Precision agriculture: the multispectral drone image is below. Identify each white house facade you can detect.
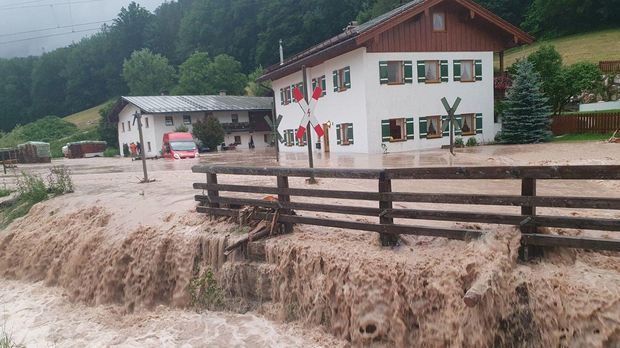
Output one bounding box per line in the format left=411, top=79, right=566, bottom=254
left=109, top=95, right=273, bottom=157
left=261, top=0, right=533, bottom=154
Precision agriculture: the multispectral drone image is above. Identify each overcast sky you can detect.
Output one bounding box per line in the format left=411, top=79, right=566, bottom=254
left=0, top=0, right=167, bottom=58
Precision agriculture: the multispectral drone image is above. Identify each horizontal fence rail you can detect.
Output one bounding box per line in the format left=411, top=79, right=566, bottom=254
left=192, top=165, right=620, bottom=254
left=552, top=112, right=620, bottom=135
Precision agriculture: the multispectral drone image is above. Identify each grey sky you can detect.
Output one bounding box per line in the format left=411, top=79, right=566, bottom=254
left=0, top=0, right=167, bottom=58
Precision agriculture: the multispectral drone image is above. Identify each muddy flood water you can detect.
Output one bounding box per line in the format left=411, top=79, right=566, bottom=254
left=0, top=142, right=619, bottom=347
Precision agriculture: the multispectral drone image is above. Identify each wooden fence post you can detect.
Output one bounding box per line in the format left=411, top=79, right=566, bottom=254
left=520, top=177, right=542, bottom=260
left=207, top=173, right=220, bottom=209
left=277, top=175, right=293, bottom=233
left=379, top=173, right=399, bottom=246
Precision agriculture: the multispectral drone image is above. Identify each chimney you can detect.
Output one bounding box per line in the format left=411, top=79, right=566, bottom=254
left=344, top=21, right=359, bottom=32
left=279, top=39, right=284, bottom=65
left=219, top=90, right=227, bottom=96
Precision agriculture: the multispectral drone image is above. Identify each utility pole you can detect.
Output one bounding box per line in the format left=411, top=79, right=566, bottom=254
left=133, top=111, right=152, bottom=183
left=301, top=65, right=317, bottom=184
left=271, top=99, right=280, bottom=163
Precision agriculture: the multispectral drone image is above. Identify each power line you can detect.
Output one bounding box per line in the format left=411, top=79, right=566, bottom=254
left=0, top=27, right=101, bottom=45
left=0, top=0, right=105, bottom=11
left=0, top=20, right=113, bottom=38
left=0, top=0, right=48, bottom=9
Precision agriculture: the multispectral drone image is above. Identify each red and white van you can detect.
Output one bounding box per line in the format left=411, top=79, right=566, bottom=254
left=162, top=132, right=198, bottom=159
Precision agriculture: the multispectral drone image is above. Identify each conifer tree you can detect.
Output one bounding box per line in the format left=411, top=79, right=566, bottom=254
left=501, top=60, right=551, bottom=144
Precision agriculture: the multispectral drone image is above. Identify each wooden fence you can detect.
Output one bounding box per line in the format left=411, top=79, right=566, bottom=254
left=552, top=112, right=620, bottom=135
left=192, top=165, right=620, bottom=256
left=599, top=61, right=620, bottom=74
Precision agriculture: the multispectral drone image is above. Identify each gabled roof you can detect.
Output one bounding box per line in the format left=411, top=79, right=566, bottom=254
left=260, top=0, right=533, bottom=81
left=107, top=95, right=272, bottom=122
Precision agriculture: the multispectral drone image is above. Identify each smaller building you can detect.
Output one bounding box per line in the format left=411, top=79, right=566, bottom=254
left=108, top=95, right=274, bottom=157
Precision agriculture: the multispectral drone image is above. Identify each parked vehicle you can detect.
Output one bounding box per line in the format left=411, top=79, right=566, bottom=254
left=162, top=132, right=198, bottom=159
left=65, top=141, right=106, bottom=159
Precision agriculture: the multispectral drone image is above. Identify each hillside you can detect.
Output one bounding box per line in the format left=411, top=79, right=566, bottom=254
left=62, top=103, right=107, bottom=130
left=503, top=28, right=620, bottom=67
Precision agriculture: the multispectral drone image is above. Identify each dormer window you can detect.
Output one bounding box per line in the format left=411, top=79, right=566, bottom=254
left=433, top=12, right=446, bottom=32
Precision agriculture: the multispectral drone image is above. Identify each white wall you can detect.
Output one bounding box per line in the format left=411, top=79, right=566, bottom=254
left=272, top=49, right=497, bottom=154
left=580, top=101, right=620, bottom=112
left=118, top=106, right=274, bottom=155
left=274, top=48, right=369, bottom=154
left=364, top=51, right=496, bottom=154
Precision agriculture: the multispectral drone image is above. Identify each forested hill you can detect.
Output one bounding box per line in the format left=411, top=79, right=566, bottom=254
left=1, top=0, right=618, bottom=132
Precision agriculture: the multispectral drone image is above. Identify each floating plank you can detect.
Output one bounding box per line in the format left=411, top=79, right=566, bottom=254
left=196, top=206, right=483, bottom=241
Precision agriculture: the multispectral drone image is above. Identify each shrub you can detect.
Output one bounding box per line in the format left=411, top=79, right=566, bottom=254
left=104, top=147, right=119, bottom=157
left=189, top=268, right=224, bottom=310
left=47, top=166, right=74, bottom=195
left=16, top=172, right=47, bottom=204
left=175, top=124, right=189, bottom=133
left=192, top=118, right=224, bottom=151
left=466, top=137, right=479, bottom=147
left=455, top=137, right=464, bottom=147
left=0, top=326, right=25, bottom=348
left=0, top=188, right=10, bottom=198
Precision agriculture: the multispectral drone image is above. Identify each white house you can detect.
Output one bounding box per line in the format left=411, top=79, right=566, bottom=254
left=260, top=0, right=533, bottom=154
left=108, top=95, right=274, bottom=157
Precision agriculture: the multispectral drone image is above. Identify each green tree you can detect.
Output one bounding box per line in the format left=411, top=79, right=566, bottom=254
left=123, top=48, right=177, bottom=96
left=97, top=101, right=119, bottom=149
left=245, top=66, right=271, bottom=96
left=550, top=62, right=602, bottom=114
left=175, top=51, right=212, bottom=94
left=501, top=60, right=551, bottom=144
left=192, top=117, right=224, bottom=150
left=175, top=53, right=247, bottom=95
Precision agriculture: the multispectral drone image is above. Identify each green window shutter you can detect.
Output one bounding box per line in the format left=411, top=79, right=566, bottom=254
left=332, top=70, right=338, bottom=92
left=453, top=61, right=461, bottom=82
left=455, top=115, right=463, bottom=136
left=344, top=66, right=351, bottom=89
left=417, top=61, right=426, bottom=83
left=406, top=117, right=414, bottom=140
left=321, top=77, right=326, bottom=95
left=302, top=131, right=307, bottom=146
left=381, top=120, right=391, bottom=142
left=419, top=117, right=428, bottom=139
left=294, top=129, right=299, bottom=146
left=311, top=78, right=317, bottom=91
left=290, top=85, right=295, bottom=101
left=404, top=61, right=413, bottom=83
left=440, top=60, right=449, bottom=82
left=475, top=60, right=483, bottom=81
left=442, top=115, right=450, bottom=136
left=379, top=61, right=389, bottom=84
left=336, top=124, right=341, bottom=145
left=347, top=124, right=354, bottom=145
left=280, top=89, right=284, bottom=105
left=476, top=113, right=483, bottom=134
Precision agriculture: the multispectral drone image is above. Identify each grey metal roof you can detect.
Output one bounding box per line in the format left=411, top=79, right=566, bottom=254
left=122, top=95, right=272, bottom=114
left=354, top=0, right=424, bottom=33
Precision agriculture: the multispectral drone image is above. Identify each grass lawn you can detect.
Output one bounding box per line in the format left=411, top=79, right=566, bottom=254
left=551, top=133, right=613, bottom=142
left=62, top=102, right=107, bottom=130
left=498, top=28, right=620, bottom=67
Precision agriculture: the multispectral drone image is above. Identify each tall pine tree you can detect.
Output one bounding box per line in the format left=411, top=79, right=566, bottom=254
left=501, top=60, right=551, bottom=144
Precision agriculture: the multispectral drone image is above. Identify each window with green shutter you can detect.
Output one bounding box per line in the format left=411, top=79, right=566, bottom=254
left=476, top=113, right=483, bottom=134
left=312, top=75, right=327, bottom=96
left=280, top=88, right=285, bottom=105
left=461, top=114, right=476, bottom=135
left=294, top=129, right=299, bottom=146
left=441, top=115, right=450, bottom=137
left=380, top=61, right=413, bottom=85
left=333, top=66, right=351, bottom=92
left=426, top=116, right=442, bottom=138
left=406, top=117, right=414, bottom=139
left=379, top=61, right=389, bottom=84
left=475, top=60, right=483, bottom=81
left=381, top=120, right=391, bottom=142
left=337, top=123, right=353, bottom=145
left=419, top=117, right=428, bottom=138
left=336, top=124, right=342, bottom=145
left=455, top=115, right=463, bottom=136
left=453, top=61, right=461, bottom=82
left=440, top=60, right=449, bottom=82
left=417, top=61, right=426, bottom=83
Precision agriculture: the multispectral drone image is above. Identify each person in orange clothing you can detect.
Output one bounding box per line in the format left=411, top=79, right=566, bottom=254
left=129, top=142, right=137, bottom=157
